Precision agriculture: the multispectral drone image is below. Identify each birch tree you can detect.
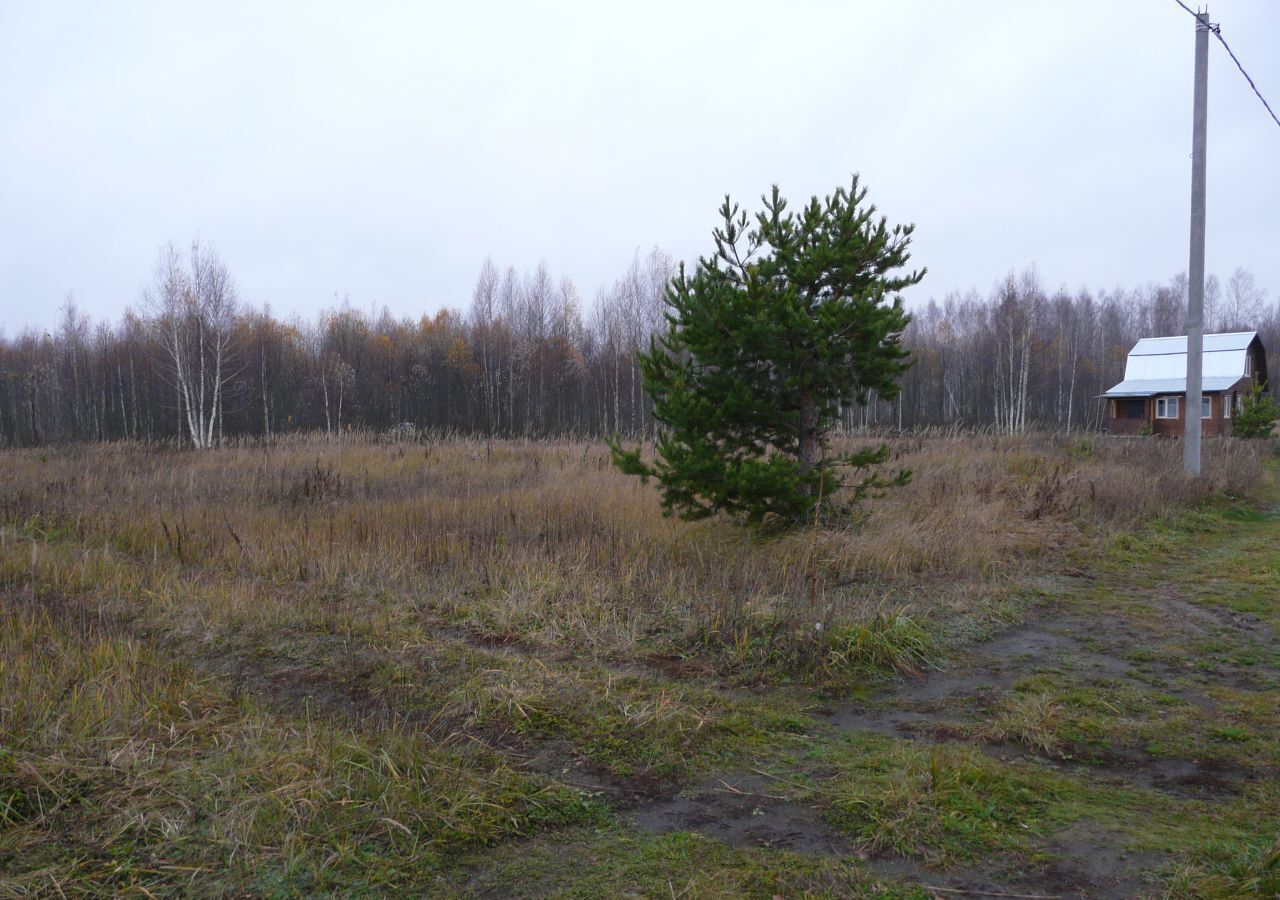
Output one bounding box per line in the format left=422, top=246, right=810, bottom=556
left=992, top=273, right=1035, bottom=434
left=470, top=258, right=500, bottom=436
left=145, top=241, right=239, bottom=449
left=1222, top=267, right=1265, bottom=331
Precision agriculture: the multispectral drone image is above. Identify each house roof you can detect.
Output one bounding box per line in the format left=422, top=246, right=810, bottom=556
left=1103, top=331, right=1256, bottom=397
left=1104, top=376, right=1242, bottom=397
left=1128, top=331, right=1256, bottom=357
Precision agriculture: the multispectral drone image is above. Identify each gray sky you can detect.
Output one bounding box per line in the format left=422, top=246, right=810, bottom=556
left=2, top=1, right=1277, bottom=334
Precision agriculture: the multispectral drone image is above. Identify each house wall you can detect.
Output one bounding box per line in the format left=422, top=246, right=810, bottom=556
left=1104, top=382, right=1252, bottom=436
left=1246, top=338, right=1269, bottom=389
left=1150, top=385, right=1247, bottom=437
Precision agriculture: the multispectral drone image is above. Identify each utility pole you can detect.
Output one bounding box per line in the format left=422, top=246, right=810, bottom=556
left=1184, top=7, right=1210, bottom=476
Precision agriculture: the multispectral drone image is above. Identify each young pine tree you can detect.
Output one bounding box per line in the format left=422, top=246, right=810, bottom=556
left=611, top=176, right=923, bottom=529
left=1233, top=384, right=1279, bottom=439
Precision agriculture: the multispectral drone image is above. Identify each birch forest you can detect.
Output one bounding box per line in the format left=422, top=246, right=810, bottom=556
left=1, top=243, right=1276, bottom=447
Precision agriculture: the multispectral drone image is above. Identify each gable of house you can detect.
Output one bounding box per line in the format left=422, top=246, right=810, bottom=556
left=1103, top=331, right=1259, bottom=398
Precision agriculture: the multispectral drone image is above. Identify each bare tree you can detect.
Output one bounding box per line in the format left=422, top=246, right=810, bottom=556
left=327, top=353, right=356, bottom=433
left=992, top=271, right=1038, bottom=434
left=1222, top=267, right=1264, bottom=331
left=1203, top=273, right=1221, bottom=332
left=523, top=262, right=554, bottom=429
left=470, top=258, right=500, bottom=435
left=497, top=267, right=523, bottom=433
left=144, top=241, right=240, bottom=449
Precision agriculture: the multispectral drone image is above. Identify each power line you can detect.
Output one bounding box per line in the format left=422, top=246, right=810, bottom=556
left=1214, top=25, right=1280, bottom=131
left=1169, top=1, right=1280, bottom=131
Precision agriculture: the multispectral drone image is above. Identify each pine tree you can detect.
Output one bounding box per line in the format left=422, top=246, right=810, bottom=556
left=1233, top=384, right=1279, bottom=438
left=611, top=177, right=924, bottom=529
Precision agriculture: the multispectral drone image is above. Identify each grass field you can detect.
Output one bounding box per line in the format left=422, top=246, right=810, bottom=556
left=1, top=432, right=1277, bottom=898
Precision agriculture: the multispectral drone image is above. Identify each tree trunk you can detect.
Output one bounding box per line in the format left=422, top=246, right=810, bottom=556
left=261, top=341, right=271, bottom=438
left=322, top=372, right=331, bottom=435
left=798, top=388, right=818, bottom=477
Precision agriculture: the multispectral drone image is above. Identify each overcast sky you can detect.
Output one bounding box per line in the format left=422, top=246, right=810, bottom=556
left=2, top=1, right=1277, bottom=334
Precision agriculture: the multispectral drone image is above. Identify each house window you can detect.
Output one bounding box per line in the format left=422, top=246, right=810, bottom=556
left=1156, top=397, right=1179, bottom=419
left=1202, top=396, right=1211, bottom=419
left=1245, top=354, right=1252, bottom=377
left=1224, top=393, right=1232, bottom=419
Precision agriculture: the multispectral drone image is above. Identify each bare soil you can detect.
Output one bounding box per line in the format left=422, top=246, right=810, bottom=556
left=629, top=774, right=851, bottom=857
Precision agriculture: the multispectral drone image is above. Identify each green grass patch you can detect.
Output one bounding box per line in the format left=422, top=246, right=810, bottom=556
left=1165, top=836, right=1280, bottom=899
left=0, top=605, right=604, bottom=896
left=452, top=826, right=931, bottom=899
left=818, top=736, right=1062, bottom=866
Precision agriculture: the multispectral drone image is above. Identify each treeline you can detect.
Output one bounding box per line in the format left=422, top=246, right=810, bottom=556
left=0, top=244, right=673, bottom=447
left=0, top=243, right=1275, bottom=447
left=898, top=266, right=1278, bottom=432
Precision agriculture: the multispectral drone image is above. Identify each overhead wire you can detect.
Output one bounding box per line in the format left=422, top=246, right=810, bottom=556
left=1169, top=0, right=1280, bottom=131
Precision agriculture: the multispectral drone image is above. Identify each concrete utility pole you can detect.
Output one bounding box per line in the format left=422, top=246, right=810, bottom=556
left=1184, top=7, right=1210, bottom=476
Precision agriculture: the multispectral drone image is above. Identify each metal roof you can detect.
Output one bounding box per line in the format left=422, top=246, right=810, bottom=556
left=1129, top=331, right=1255, bottom=356
left=1103, top=376, right=1242, bottom=397
left=1102, top=331, right=1255, bottom=397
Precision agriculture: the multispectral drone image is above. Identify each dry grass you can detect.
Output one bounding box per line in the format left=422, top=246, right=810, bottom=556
left=0, top=432, right=1266, bottom=676
left=980, top=692, right=1067, bottom=756
left=0, top=430, right=1272, bottom=893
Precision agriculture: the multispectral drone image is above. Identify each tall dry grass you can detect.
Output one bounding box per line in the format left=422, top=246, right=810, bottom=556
left=0, top=431, right=1268, bottom=675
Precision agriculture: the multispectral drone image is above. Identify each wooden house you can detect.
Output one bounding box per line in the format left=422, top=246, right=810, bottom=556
left=1102, top=331, right=1267, bottom=436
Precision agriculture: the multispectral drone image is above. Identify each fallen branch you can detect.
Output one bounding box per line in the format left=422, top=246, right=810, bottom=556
left=922, top=886, right=1063, bottom=900
left=713, top=778, right=787, bottom=801
left=749, top=766, right=837, bottom=798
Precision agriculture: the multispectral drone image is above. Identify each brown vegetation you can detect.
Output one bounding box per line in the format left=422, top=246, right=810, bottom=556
left=1, top=431, right=1275, bottom=895
left=1, top=432, right=1266, bottom=676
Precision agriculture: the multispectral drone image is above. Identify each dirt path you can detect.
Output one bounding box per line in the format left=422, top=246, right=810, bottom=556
left=621, top=518, right=1280, bottom=898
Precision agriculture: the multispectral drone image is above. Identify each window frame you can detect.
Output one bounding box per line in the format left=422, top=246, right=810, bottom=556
left=1202, top=395, right=1212, bottom=419
left=1156, top=396, right=1179, bottom=419
left=1224, top=393, right=1232, bottom=419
